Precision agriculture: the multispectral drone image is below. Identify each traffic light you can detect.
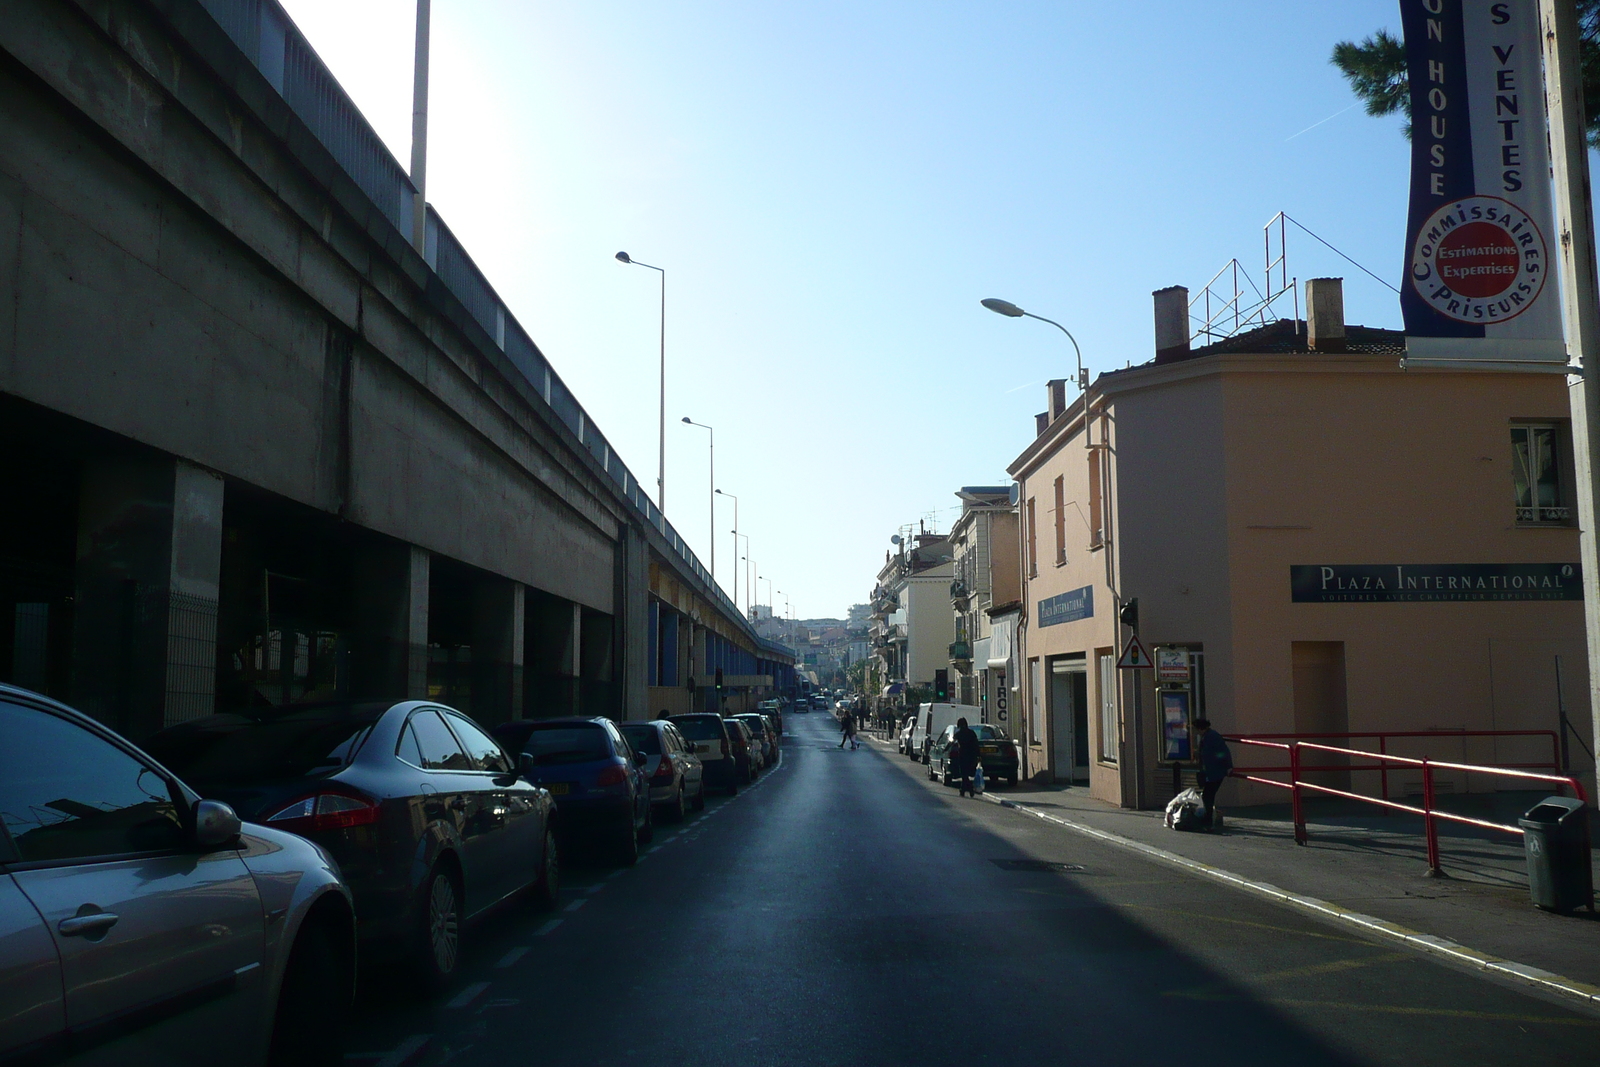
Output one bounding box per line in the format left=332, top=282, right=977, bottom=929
left=1119, top=597, right=1139, bottom=632
left=934, top=669, right=949, bottom=701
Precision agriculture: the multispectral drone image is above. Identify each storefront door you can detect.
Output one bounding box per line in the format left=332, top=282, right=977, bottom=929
left=1049, top=655, right=1090, bottom=782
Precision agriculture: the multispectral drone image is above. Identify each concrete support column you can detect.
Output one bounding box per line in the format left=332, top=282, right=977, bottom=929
left=352, top=542, right=429, bottom=700
left=471, top=578, right=523, bottom=725
left=72, top=455, right=223, bottom=738
left=617, top=524, right=648, bottom=722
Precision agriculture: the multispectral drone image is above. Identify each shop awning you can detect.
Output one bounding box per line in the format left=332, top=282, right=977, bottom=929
left=880, top=682, right=906, bottom=697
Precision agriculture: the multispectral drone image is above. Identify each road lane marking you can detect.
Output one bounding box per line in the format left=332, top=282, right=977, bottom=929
left=445, top=982, right=490, bottom=1009
left=565, top=897, right=587, bottom=912
left=1118, top=904, right=1372, bottom=945
left=606, top=868, right=627, bottom=880
left=534, top=919, right=562, bottom=936
left=495, top=947, right=529, bottom=968
left=585, top=881, right=607, bottom=894
left=1254, top=952, right=1413, bottom=983
left=1161, top=993, right=1600, bottom=1026
left=370, top=1035, right=429, bottom=1067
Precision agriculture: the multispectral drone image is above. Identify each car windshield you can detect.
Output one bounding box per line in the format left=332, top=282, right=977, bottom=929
left=522, top=724, right=612, bottom=765
left=974, top=725, right=1007, bottom=740
left=619, top=725, right=661, bottom=754
left=147, top=711, right=378, bottom=783
left=671, top=717, right=725, bottom=741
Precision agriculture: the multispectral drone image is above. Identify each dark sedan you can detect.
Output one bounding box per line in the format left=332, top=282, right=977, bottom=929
left=926, top=722, right=1020, bottom=787
left=146, top=701, right=558, bottom=990
left=492, top=717, right=654, bottom=865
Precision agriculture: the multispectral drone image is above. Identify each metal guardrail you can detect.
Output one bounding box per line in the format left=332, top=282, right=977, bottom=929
left=1228, top=733, right=1587, bottom=875
left=191, top=0, right=778, bottom=658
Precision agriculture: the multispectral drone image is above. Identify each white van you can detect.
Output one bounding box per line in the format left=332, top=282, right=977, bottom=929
left=907, top=703, right=983, bottom=763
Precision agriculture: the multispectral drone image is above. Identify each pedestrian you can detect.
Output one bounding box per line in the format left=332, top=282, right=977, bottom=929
left=953, top=717, right=980, bottom=797
left=838, top=712, right=858, bottom=750
left=1194, top=717, right=1233, bottom=829
left=656, top=709, right=671, bottom=720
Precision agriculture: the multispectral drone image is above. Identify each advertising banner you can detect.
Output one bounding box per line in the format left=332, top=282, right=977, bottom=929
left=1399, top=0, right=1564, bottom=362
left=1290, top=562, right=1581, bottom=602
left=1037, top=585, right=1094, bottom=627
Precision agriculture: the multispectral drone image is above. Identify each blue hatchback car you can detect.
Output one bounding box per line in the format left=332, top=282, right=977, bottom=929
left=492, top=717, right=654, bottom=865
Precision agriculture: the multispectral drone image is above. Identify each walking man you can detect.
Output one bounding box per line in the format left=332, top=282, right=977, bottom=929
left=1195, top=717, right=1233, bottom=829
left=953, top=717, right=980, bottom=797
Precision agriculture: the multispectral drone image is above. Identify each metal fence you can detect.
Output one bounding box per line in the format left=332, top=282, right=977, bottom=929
left=192, top=0, right=778, bottom=656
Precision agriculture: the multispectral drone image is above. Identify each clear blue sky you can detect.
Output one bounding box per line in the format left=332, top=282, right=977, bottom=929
left=280, top=1, right=1436, bottom=619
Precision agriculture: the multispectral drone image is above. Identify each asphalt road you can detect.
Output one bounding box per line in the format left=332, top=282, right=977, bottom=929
left=344, top=712, right=1600, bottom=1067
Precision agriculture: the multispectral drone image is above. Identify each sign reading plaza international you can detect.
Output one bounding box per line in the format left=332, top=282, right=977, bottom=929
left=1037, top=585, right=1094, bottom=626
left=1291, top=563, right=1580, bottom=603
left=1399, top=0, right=1565, bottom=363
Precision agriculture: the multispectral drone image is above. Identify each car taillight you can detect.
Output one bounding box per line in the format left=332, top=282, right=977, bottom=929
left=264, top=791, right=380, bottom=834
left=651, top=755, right=674, bottom=781
left=595, top=762, right=629, bottom=787
left=720, top=738, right=729, bottom=758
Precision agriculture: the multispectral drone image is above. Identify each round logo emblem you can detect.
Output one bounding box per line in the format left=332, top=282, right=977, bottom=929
left=1408, top=195, right=1547, bottom=323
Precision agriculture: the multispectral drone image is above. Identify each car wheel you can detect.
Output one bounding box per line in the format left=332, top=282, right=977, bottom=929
left=727, top=779, right=739, bottom=797
left=692, top=782, right=707, bottom=810
left=926, top=761, right=936, bottom=781
left=415, top=864, right=462, bottom=990
left=533, top=829, right=560, bottom=911
left=941, top=762, right=954, bottom=787
left=638, top=802, right=655, bottom=845
left=615, top=812, right=639, bottom=865
left=268, top=918, right=350, bottom=1067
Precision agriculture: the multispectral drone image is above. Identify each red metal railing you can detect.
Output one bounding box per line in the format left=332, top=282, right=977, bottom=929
left=1227, top=730, right=1561, bottom=802
left=1226, top=734, right=1587, bottom=874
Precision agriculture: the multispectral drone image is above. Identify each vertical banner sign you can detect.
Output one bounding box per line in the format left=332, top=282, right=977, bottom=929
left=1400, top=0, right=1565, bottom=362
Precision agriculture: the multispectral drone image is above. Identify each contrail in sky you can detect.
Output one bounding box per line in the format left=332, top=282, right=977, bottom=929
left=1285, top=101, right=1360, bottom=142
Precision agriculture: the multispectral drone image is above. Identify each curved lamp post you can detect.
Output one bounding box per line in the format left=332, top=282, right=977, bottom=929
left=617, top=252, right=666, bottom=510
left=981, top=298, right=1085, bottom=390
left=716, top=488, right=739, bottom=610
left=682, top=417, right=714, bottom=581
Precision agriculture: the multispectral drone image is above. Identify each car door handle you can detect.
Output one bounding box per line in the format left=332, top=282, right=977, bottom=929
left=59, top=912, right=119, bottom=937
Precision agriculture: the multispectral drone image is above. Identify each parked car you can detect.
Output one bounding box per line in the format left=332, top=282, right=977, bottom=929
left=898, top=713, right=919, bottom=757
left=756, top=699, right=784, bottom=737
left=492, top=717, right=653, bottom=865
left=618, top=719, right=704, bottom=820
left=148, top=700, right=557, bottom=991
left=0, top=683, right=357, bottom=1067
left=722, top=718, right=759, bottom=783
left=668, top=713, right=740, bottom=794
left=729, top=713, right=775, bottom=767
left=927, top=722, right=1021, bottom=787
left=907, top=702, right=984, bottom=762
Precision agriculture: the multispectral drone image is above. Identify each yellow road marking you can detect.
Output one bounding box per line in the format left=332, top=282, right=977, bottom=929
left=1162, top=989, right=1599, bottom=1025
left=1254, top=952, right=1412, bottom=982
left=1118, top=904, right=1370, bottom=945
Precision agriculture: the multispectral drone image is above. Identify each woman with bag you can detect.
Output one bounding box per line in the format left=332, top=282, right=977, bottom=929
left=953, top=717, right=980, bottom=797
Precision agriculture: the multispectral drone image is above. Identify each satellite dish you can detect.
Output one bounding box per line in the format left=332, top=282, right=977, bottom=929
left=890, top=534, right=903, bottom=545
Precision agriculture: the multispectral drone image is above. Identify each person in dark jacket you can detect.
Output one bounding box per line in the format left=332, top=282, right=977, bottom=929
left=953, top=717, right=980, bottom=797
left=1194, top=718, right=1233, bottom=828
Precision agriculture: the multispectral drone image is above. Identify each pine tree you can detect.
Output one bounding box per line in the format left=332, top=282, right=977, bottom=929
left=1332, top=4, right=1600, bottom=148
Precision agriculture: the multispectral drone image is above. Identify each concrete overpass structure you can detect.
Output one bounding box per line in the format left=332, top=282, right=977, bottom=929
left=0, top=0, right=794, bottom=740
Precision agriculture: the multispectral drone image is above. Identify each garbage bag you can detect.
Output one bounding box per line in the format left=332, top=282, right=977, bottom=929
left=1165, top=787, right=1206, bottom=832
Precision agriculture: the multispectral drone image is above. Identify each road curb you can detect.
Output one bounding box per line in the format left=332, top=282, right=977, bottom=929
left=977, top=790, right=1600, bottom=1012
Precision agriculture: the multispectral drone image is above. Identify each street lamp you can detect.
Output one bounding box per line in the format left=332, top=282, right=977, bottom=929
left=758, top=574, right=772, bottom=618
left=682, top=417, right=715, bottom=582
left=735, top=534, right=752, bottom=617
left=617, top=252, right=666, bottom=511
left=716, top=488, right=739, bottom=609
left=981, top=298, right=1085, bottom=390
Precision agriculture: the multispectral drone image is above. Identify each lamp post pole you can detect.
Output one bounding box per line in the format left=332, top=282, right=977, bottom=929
left=409, top=0, right=430, bottom=255
left=616, top=252, right=666, bottom=511
left=717, top=489, right=739, bottom=609
left=683, top=418, right=715, bottom=582
left=736, top=535, right=752, bottom=617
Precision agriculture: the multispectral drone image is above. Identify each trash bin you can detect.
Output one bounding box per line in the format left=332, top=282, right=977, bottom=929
left=1518, top=797, right=1594, bottom=913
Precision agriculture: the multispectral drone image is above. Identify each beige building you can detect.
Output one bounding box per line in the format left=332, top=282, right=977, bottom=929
left=947, top=487, right=1021, bottom=714
left=1008, top=279, right=1593, bottom=809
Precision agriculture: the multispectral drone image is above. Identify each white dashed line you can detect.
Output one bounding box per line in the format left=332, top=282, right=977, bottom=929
left=445, top=982, right=490, bottom=1009
left=370, top=1034, right=429, bottom=1067
left=534, top=919, right=563, bottom=936
left=564, top=897, right=587, bottom=912
left=495, top=947, right=529, bottom=968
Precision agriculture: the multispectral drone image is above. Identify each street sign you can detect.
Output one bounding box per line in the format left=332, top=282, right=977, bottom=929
left=1117, top=635, right=1152, bottom=670
left=1156, top=647, right=1190, bottom=684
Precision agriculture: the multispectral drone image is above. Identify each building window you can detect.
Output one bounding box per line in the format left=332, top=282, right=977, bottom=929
left=1053, top=475, right=1066, bottom=566
left=1026, top=497, right=1038, bottom=577
left=1087, top=449, right=1104, bottom=548
left=1511, top=423, right=1570, bottom=524
left=1097, top=652, right=1117, bottom=763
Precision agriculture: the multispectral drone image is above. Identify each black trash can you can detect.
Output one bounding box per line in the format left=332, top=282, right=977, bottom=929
left=1518, top=797, right=1594, bottom=913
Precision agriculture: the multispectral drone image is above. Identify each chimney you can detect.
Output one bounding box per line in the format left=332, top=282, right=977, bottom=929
left=1047, top=378, right=1067, bottom=422
left=1305, top=278, right=1346, bottom=352
left=1035, top=411, right=1049, bottom=436
left=1153, top=286, right=1189, bottom=363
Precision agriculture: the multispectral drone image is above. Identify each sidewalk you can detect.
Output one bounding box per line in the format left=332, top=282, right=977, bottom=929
left=956, top=766, right=1600, bottom=991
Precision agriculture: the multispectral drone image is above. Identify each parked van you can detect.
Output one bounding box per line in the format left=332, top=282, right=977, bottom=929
left=907, top=703, right=983, bottom=763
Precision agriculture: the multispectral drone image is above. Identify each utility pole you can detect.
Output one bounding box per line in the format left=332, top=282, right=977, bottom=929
left=1540, top=0, right=1600, bottom=778
left=409, top=0, right=430, bottom=255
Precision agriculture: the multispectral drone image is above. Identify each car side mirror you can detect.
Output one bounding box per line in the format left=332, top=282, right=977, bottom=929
left=193, top=799, right=242, bottom=848
left=633, top=750, right=649, bottom=767
left=518, top=752, right=536, bottom=780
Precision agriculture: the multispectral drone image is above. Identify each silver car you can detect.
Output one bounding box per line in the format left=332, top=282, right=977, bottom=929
left=0, top=684, right=355, bottom=1067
